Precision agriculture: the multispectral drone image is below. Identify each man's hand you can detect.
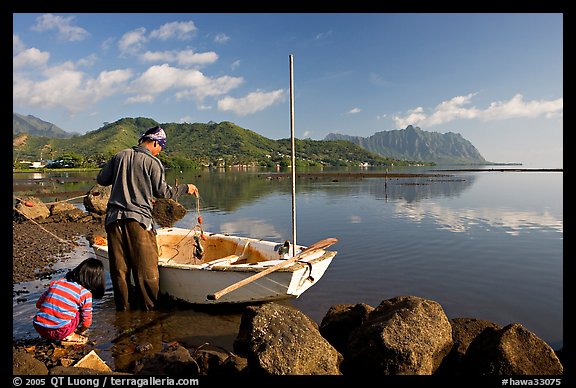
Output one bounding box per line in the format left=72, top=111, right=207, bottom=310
left=187, top=183, right=199, bottom=197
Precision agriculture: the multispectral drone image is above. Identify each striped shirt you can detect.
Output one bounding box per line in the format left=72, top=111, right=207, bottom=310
left=33, top=278, right=93, bottom=329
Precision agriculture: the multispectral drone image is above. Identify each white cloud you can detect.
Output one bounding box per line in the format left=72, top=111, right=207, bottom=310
left=392, top=93, right=563, bottom=129
left=149, top=21, right=197, bottom=41
left=231, top=60, right=241, bottom=70
left=126, top=94, right=154, bottom=104
left=393, top=107, right=426, bottom=128
left=88, top=69, right=134, bottom=97
left=214, top=33, right=230, bottom=44
left=347, top=107, right=361, bottom=114
left=140, top=50, right=174, bottom=63
left=13, top=34, right=26, bottom=53
left=178, top=75, right=244, bottom=100
left=484, top=94, right=564, bottom=120
left=129, top=64, right=182, bottom=95
left=315, top=30, right=333, bottom=40
left=118, top=27, right=148, bottom=56
left=13, top=48, right=50, bottom=69
left=217, top=89, right=286, bottom=116
left=140, top=49, right=218, bottom=66
left=76, top=54, right=98, bottom=68
left=127, top=64, right=243, bottom=103
left=13, top=62, right=132, bottom=113
left=176, top=50, right=218, bottom=66
left=32, top=14, right=89, bottom=42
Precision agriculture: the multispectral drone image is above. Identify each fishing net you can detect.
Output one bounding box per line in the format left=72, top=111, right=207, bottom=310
left=152, top=198, right=187, bottom=228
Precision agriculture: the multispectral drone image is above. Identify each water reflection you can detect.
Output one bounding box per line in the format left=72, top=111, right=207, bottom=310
left=170, top=169, right=478, bottom=212
left=392, top=201, right=563, bottom=235
left=14, top=168, right=479, bottom=209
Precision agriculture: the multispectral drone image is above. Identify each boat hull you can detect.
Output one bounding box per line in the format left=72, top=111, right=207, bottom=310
left=92, top=227, right=336, bottom=304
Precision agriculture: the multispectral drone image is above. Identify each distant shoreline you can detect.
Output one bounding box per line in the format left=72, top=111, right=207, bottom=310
left=258, top=168, right=562, bottom=180
left=431, top=168, right=563, bottom=172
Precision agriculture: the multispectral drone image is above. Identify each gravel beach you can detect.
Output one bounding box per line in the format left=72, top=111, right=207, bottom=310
left=12, top=218, right=105, bottom=284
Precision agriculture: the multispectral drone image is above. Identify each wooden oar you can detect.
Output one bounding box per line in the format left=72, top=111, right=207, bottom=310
left=207, top=237, right=338, bottom=300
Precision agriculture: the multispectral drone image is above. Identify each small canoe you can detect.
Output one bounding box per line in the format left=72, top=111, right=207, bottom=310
left=92, top=227, right=337, bottom=304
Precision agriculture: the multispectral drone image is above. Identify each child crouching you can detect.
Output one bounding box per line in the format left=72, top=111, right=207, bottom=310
left=33, top=258, right=106, bottom=344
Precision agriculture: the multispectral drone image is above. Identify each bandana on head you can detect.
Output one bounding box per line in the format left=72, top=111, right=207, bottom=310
left=139, top=126, right=167, bottom=149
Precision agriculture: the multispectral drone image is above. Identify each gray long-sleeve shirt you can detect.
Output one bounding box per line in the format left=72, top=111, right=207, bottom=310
left=96, top=145, right=188, bottom=229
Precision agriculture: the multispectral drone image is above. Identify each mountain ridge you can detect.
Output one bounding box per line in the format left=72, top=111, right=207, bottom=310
left=13, top=113, right=71, bottom=139
left=13, top=113, right=492, bottom=167
left=325, top=125, right=489, bottom=165
left=14, top=116, right=417, bottom=168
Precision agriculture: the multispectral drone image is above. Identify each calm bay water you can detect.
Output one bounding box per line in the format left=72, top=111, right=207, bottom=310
left=12, top=167, right=563, bottom=368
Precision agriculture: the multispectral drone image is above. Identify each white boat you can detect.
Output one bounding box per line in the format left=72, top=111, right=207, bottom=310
left=92, top=227, right=337, bottom=304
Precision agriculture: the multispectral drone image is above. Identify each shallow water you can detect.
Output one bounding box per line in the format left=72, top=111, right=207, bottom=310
left=13, top=167, right=563, bottom=370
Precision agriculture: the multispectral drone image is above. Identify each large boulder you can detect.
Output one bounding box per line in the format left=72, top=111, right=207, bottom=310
left=319, top=303, right=374, bottom=354
left=233, top=302, right=342, bottom=375
left=342, top=295, right=453, bottom=375
left=462, top=323, right=563, bottom=375
left=13, top=196, right=50, bottom=221
left=436, top=317, right=502, bottom=375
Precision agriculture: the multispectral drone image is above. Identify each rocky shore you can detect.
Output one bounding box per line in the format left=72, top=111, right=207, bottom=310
left=12, top=193, right=565, bottom=376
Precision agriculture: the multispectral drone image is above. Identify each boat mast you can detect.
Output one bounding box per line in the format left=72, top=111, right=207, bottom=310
left=289, top=54, right=297, bottom=256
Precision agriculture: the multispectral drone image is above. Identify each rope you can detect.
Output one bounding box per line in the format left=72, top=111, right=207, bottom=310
left=44, top=194, right=89, bottom=205
left=13, top=204, right=79, bottom=249
left=191, top=194, right=205, bottom=236
left=13, top=195, right=97, bottom=257
left=161, top=194, right=204, bottom=262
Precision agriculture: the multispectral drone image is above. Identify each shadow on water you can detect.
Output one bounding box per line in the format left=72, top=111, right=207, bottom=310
left=90, top=296, right=300, bottom=371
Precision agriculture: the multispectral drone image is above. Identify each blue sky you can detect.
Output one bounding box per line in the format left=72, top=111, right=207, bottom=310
left=13, top=13, right=563, bottom=168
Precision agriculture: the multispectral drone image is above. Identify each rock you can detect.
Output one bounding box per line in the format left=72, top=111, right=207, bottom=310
left=215, top=353, right=249, bottom=376
left=462, top=323, right=563, bottom=375
left=14, top=196, right=50, bottom=221
left=191, top=345, right=245, bottom=376
left=50, top=366, right=110, bottom=375
left=49, top=201, right=87, bottom=222
left=319, top=303, right=374, bottom=354
left=13, top=347, right=49, bottom=375
left=134, top=343, right=199, bottom=375
left=436, top=317, right=502, bottom=375
left=341, top=295, right=453, bottom=375
left=234, top=302, right=342, bottom=375
left=73, top=350, right=112, bottom=373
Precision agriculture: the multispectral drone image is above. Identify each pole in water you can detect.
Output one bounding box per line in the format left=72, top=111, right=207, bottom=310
left=289, top=54, right=297, bottom=256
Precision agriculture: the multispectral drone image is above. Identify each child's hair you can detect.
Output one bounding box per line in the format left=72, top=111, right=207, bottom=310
left=66, top=258, right=106, bottom=299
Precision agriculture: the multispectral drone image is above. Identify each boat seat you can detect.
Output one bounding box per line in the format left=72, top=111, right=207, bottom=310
left=201, top=255, right=241, bottom=269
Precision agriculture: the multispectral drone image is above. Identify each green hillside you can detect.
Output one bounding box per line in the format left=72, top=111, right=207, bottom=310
left=13, top=117, right=431, bottom=169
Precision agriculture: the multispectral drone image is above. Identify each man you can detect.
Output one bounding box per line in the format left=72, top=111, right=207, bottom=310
left=97, top=126, right=198, bottom=311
